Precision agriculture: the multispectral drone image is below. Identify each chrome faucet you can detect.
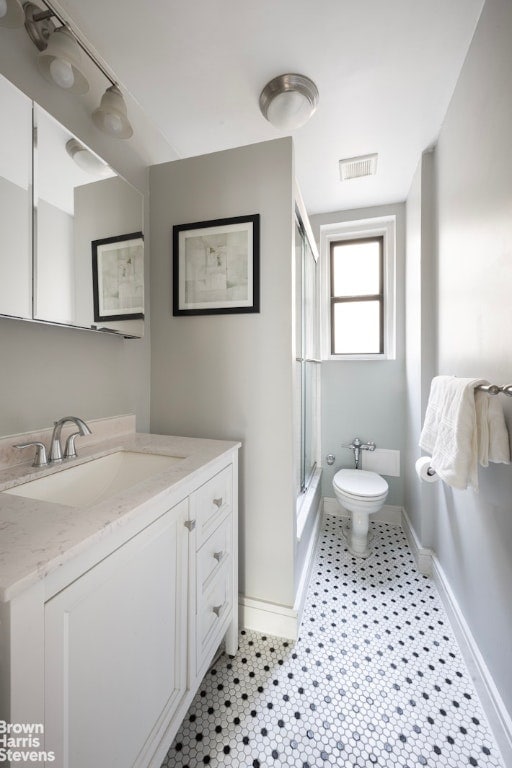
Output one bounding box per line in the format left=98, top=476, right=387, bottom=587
left=49, top=416, right=92, bottom=463
left=346, top=437, right=376, bottom=469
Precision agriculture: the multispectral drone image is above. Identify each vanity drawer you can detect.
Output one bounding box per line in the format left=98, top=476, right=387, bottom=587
left=197, top=516, right=232, bottom=597
left=191, top=464, right=232, bottom=544
left=196, top=560, right=232, bottom=672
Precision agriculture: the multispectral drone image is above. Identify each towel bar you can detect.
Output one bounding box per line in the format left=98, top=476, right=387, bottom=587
left=475, top=383, right=512, bottom=396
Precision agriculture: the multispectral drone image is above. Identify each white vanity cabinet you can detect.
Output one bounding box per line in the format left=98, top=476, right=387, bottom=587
left=44, top=499, right=189, bottom=768
left=0, top=438, right=239, bottom=768
left=190, top=464, right=237, bottom=677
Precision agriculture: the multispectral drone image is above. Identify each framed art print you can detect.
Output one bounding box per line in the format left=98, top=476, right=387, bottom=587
left=173, top=214, right=260, bottom=316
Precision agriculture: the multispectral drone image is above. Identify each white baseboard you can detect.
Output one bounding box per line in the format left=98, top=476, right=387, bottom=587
left=402, top=509, right=512, bottom=765
left=238, top=596, right=298, bottom=640
left=431, top=556, right=512, bottom=767
left=401, top=508, right=433, bottom=576
left=323, top=497, right=402, bottom=525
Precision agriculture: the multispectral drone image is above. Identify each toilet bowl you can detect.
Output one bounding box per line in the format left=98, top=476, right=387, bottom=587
left=332, top=468, right=389, bottom=557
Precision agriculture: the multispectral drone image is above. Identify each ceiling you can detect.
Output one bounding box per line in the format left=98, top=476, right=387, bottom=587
left=53, top=0, right=484, bottom=216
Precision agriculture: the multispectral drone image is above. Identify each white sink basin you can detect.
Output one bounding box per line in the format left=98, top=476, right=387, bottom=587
left=4, top=451, right=184, bottom=508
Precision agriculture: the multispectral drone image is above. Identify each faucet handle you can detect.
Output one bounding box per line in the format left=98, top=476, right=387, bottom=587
left=64, top=432, right=81, bottom=459
left=13, top=441, right=48, bottom=467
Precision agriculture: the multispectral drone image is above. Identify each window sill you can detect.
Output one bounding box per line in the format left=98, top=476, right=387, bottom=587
left=322, top=352, right=396, bottom=362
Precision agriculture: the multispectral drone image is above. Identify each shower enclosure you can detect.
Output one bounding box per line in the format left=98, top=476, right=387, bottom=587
left=295, top=211, right=320, bottom=499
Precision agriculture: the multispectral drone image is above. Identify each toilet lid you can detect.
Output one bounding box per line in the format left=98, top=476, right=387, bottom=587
left=333, top=469, right=388, bottom=498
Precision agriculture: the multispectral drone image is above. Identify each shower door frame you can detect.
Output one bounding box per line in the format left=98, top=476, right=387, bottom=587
left=295, top=208, right=320, bottom=497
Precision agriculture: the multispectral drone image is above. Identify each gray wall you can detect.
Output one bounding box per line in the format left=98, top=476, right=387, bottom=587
left=404, top=152, right=436, bottom=542
left=149, top=139, right=298, bottom=608
left=404, top=0, right=512, bottom=717
left=310, top=204, right=406, bottom=506
left=0, top=48, right=152, bottom=437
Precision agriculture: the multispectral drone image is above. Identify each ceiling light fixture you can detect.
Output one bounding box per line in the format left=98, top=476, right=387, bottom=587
left=259, top=73, right=319, bottom=131
left=65, top=138, right=113, bottom=177
left=0, top=0, right=23, bottom=27
left=16, top=1, right=134, bottom=138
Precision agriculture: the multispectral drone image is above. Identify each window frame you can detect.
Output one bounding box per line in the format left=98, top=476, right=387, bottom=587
left=320, top=216, right=396, bottom=361
left=329, top=235, right=384, bottom=356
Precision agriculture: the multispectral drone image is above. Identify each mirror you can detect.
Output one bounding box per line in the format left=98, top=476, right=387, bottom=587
left=34, top=106, right=144, bottom=337
left=0, top=73, right=144, bottom=338
left=0, top=73, right=32, bottom=320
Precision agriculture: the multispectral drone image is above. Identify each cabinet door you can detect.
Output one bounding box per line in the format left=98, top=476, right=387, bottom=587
left=44, top=500, right=188, bottom=768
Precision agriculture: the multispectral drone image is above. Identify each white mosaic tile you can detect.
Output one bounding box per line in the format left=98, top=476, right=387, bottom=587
left=161, top=515, right=505, bottom=768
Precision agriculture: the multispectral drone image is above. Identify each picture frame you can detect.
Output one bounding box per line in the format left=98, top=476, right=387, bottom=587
left=173, top=214, right=260, bottom=316
left=92, top=232, right=144, bottom=322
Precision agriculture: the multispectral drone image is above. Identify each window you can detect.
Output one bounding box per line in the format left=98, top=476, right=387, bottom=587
left=320, top=216, right=396, bottom=360
left=330, top=236, right=383, bottom=355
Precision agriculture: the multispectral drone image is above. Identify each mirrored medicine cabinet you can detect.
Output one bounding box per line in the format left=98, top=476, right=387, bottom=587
left=0, top=72, right=144, bottom=338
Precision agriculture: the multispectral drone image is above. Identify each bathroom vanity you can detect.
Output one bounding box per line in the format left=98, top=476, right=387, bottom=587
left=0, top=427, right=240, bottom=767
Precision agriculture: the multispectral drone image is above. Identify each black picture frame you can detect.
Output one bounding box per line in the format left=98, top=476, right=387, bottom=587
left=92, top=232, right=144, bottom=322
left=173, top=214, right=260, bottom=316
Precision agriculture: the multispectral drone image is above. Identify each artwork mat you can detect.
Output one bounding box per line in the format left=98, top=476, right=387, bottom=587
left=173, top=214, right=260, bottom=316
left=92, top=232, right=144, bottom=322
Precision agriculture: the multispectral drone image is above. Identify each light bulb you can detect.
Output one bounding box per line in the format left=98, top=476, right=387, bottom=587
left=49, top=57, right=75, bottom=89
left=103, top=112, right=124, bottom=136
left=0, top=0, right=7, bottom=19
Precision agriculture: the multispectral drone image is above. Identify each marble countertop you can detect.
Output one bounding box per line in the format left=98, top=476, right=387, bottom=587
left=0, top=432, right=240, bottom=603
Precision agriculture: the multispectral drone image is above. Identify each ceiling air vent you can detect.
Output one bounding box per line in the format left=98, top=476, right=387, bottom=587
left=339, top=153, right=378, bottom=181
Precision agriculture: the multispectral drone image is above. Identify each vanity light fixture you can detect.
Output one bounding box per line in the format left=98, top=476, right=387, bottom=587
left=0, top=0, right=24, bottom=27
left=8, top=0, right=134, bottom=138
left=259, top=73, right=319, bottom=131
left=65, top=138, right=113, bottom=177
left=92, top=85, right=133, bottom=139
left=37, top=26, right=89, bottom=92
left=24, top=2, right=88, bottom=93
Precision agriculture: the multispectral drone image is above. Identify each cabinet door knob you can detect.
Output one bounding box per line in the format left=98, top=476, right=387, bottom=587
left=212, top=604, right=224, bottom=617
left=213, top=551, right=223, bottom=562
left=184, top=520, right=196, bottom=531
left=213, top=497, right=223, bottom=508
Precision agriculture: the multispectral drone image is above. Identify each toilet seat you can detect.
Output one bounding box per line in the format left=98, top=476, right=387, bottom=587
left=333, top=469, right=388, bottom=500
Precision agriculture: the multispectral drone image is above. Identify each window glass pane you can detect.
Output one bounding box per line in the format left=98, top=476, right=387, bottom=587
left=333, top=300, right=381, bottom=354
left=332, top=240, right=380, bottom=297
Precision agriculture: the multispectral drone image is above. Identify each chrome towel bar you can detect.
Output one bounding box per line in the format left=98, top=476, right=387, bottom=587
left=475, top=383, right=512, bottom=396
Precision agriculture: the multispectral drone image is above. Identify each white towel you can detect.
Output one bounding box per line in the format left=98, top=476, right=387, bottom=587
left=419, top=375, right=486, bottom=490
left=475, top=389, right=510, bottom=466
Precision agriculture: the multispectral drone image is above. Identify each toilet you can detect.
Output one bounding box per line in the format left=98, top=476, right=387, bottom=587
left=332, top=468, right=389, bottom=557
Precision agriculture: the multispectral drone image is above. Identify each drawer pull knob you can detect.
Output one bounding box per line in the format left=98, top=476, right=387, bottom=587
left=213, top=497, right=223, bottom=508
left=212, top=604, right=224, bottom=617
left=184, top=520, right=196, bottom=531
left=213, top=551, right=223, bottom=562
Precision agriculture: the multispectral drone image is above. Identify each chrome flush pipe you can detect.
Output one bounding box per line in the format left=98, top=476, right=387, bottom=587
left=347, top=437, right=376, bottom=469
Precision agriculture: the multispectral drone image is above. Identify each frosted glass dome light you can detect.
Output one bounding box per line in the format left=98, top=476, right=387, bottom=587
left=259, top=73, right=319, bottom=131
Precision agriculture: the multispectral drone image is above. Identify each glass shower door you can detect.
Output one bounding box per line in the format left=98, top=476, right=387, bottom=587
left=296, top=214, right=319, bottom=495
